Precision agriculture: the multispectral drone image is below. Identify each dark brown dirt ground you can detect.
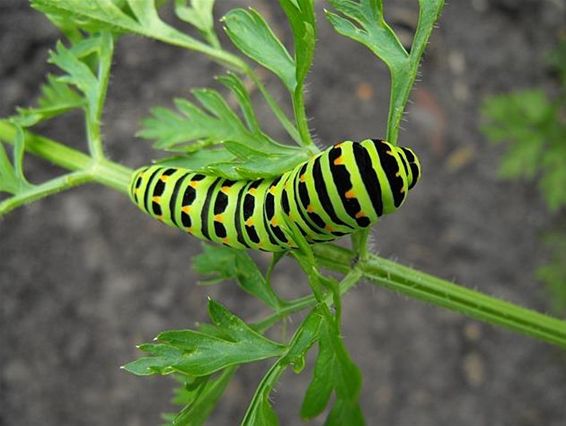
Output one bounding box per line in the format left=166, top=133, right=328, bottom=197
left=1, top=0, right=566, bottom=425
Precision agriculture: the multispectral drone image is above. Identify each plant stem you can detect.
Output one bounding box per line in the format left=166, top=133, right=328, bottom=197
left=3, top=120, right=566, bottom=348
left=292, top=88, right=316, bottom=150
left=246, top=68, right=303, bottom=146
left=314, top=244, right=566, bottom=349
left=0, top=120, right=131, bottom=194
left=88, top=32, right=114, bottom=160
left=0, top=170, right=93, bottom=215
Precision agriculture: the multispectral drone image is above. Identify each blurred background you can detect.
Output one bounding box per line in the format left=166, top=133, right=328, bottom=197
left=1, top=0, right=566, bottom=425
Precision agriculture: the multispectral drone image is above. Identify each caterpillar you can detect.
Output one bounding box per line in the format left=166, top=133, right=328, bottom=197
left=129, top=139, right=421, bottom=252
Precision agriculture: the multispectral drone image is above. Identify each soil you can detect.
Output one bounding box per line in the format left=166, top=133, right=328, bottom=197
left=1, top=1, right=566, bottom=425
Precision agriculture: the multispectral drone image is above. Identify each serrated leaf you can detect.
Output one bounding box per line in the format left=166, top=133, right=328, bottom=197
left=325, top=0, right=408, bottom=72
left=170, top=367, right=236, bottom=426
left=193, top=245, right=282, bottom=309
left=241, top=362, right=283, bottom=426
left=31, top=0, right=207, bottom=53
left=234, top=150, right=309, bottom=179
left=48, top=40, right=99, bottom=108
left=482, top=89, right=566, bottom=210
left=279, top=0, right=316, bottom=88
left=15, top=75, right=84, bottom=127
left=124, top=300, right=285, bottom=377
left=242, top=309, right=324, bottom=426
left=216, top=73, right=262, bottom=133
left=325, top=399, right=365, bottom=426
left=0, top=127, right=33, bottom=195
left=175, top=0, right=215, bottom=34
left=123, top=343, right=186, bottom=376
left=325, top=0, right=444, bottom=145
left=223, top=8, right=296, bottom=91
left=301, top=308, right=363, bottom=421
left=282, top=306, right=324, bottom=373
left=139, top=90, right=273, bottom=151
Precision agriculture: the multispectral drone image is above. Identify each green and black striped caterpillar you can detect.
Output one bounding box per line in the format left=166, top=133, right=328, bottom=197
left=129, top=139, right=421, bottom=252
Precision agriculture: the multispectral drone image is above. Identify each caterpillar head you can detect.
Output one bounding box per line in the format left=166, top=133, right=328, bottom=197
left=398, top=146, right=421, bottom=190
left=367, top=138, right=421, bottom=192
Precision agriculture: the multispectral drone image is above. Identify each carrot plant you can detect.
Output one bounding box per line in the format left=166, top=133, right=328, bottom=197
left=1, top=1, right=566, bottom=425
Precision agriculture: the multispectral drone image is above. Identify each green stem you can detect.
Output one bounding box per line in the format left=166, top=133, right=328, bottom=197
left=240, top=361, right=286, bottom=425
left=246, top=69, right=303, bottom=146
left=255, top=268, right=363, bottom=332
left=314, top=244, right=566, bottom=349
left=3, top=121, right=566, bottom=349
left=87, top=32, right=114, bottom=160
left=292, top=87, right=316, bottom=150
left=0, top=170, right=93, bottom=215
left=0, top=120, right=131, bottom=194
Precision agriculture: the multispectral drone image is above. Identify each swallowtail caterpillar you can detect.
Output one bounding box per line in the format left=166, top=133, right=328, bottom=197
left=129, top=139, right=421, bottom=252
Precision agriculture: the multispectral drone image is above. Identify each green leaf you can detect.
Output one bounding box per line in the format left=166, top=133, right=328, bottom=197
left=0, top=127, right=33, bottom=195
left=232, top=149, right=310, bottom=179
left=281, top=306, right=324, bottom=373
left=325, top=399, right=365, bottom=426
left=30, top=0, right=216, bottom=58
left=223, top=8, right=296, bottom=91
left=241, top=363, right=283, bottom=426
left=242, top=308, right=324, bottom=426
left=169, top=367, right=237, bottom=426
left=175, top=0, right=215, bottom=32
left=193, top=245, right=282, bottom=309
left=301, top=308, right=363, bottom=422
left=123, top=300, right=286, bottom=377
left=326, top=0, right=445, bottom=145
left=325, top=0, right=408, bottom=71
left=279, top=0, right=316, bottom=88
left=139, top=90, right=272, bottom=150
left=216, top=73, right=262, bottom=134
left=48, top=40, right=100, bottom=111
left=482, top=89, right=566, bottom=210
left=15, top=75, right=84, bottom=127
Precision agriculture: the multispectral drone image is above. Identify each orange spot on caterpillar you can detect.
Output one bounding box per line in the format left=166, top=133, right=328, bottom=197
left=222, top=237, right=230, bottom=244
left=160, top=175, right=169, bottom=182
left=152, top=196, right=161, bottom=203
left=248, top=188, right=257, bottom=195
left=245, top=217, right=254, bottom=226
left=189, top=181, right=199, bottom=188
left=324, top=224, right=334, bottom=232
left=181, top=205, right=192, bottom=214
left=270, top=218, right=278, bottom=226
left=345, top=190, right=356, bottom=199
left=268, top=186, right=277, bottom=195
left=221, top=186, right=231, bottom=194
left=214, top=214, right=224, bottom=223
left=299, top=174, right=306, bottom=182
left=333, top=156, right=345, bottom=166
left=306, top=205, right=315, bottom=213
left=355, top=211, right=366, bottom=219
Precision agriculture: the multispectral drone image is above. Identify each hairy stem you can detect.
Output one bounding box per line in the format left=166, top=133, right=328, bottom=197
left=314, top=244, right=566, bottom=349
left=0, top=170, right=93, bottom=215
left=3, top=120, right=566, bottom=348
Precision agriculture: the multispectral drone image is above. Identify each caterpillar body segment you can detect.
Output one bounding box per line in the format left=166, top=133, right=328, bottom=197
left=129, top=139, right=421, bottom=251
